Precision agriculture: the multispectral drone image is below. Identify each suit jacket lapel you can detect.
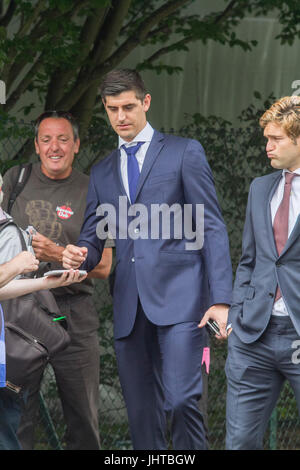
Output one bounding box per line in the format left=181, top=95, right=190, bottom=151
left=113, top=148, right=127, bottom=198
left=265, top=171, right=282, bottom=257
left=265, top=171, right=300, bottom=257
left=281, top=214, right=300, bottom=256
left=135, top=130, right=165, bottom=201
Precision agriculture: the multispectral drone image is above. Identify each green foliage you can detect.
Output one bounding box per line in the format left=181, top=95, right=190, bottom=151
left=0, top=112, right=34, bottom=173
left=0, top=0, right=299, bottom=136
left=177, top=92, right=276, bottom=270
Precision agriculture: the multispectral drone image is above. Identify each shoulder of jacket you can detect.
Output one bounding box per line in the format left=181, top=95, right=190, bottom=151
left=92, top=149, right=117, bottom=171
left=160, top=133, right=204, bottom=155
left=251, top=171, right=281, bottom=186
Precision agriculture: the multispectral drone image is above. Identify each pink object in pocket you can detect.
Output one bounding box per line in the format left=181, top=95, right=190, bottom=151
left=201, top=347, right=210, bottom=374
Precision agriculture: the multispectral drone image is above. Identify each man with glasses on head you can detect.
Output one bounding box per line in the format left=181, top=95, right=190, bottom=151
left=0, top=173, right=87, bottom=450
left=2, top=111, right=113, bottom=450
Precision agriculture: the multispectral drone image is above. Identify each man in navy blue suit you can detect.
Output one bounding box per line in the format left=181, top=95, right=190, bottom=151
left=63, top=69, right=232, bottom=450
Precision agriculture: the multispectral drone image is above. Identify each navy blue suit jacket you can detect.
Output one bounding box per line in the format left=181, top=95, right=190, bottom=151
left=78, top=130, right=232, bottom=338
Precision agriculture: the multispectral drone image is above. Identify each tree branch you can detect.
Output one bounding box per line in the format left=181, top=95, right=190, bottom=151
left=6, top=58, right=44, bottom=111
left=0, top=0, right=16, bottom=27
left=93, top=0, right=191, bottom=72
left=91, top=1, right=192, bottom=84
left=6, top=0, right=90, bottom=96
left=55, top=0, right=191, bottom=110
left=142, top=36, right=192, bottom=65
left=213, top=0, right=239, bottom=24
left=141, top=0, right=243, bottom=68
left=70, top=83, right=99, bottom=137
left=45, top=5, right=109, bottom=108
left=84, top=0, right=133, bottom=69
left=16, top=0, right=47, bottom=38
left=66, top=1, right=126, bottom=132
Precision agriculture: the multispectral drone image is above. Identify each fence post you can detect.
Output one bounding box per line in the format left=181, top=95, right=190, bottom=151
left=269, top=407, right=277, bottom=450
left=39, top=392, right=63, bottom=450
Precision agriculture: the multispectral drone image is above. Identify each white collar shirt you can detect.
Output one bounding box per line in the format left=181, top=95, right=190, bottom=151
left=270, top=168, right=300, bottom=316
left=118, top=122, right=154, bottom=202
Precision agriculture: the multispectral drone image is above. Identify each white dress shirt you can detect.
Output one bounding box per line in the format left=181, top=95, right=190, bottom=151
left=270, top=168, right=300, bottom=316
left=118, top=122, right=154, bottom=202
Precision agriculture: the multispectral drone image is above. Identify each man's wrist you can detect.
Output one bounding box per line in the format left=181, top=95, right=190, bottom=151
left=55, top=244, right=65, bottom=264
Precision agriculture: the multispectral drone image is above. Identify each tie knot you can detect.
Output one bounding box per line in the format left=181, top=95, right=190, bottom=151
left=122, top=142, right=144, bottom=157
left=284, top=172, right=296, bottom=185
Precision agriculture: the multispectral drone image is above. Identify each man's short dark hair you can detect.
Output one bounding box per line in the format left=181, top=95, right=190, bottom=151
left=100, top=69, right=147, bottom=102
left=35, top=111, right=79, bottom=141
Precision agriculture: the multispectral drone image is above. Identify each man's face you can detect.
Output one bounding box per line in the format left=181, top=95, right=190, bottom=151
left=264, top=122, right=300, bottom=172
left=103, top=91, right=151, bottom=142
left=35, top=118, right=80, bottom=179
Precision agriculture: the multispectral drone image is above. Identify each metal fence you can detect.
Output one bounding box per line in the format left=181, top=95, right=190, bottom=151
left=0, top=117, right=300, bottom=449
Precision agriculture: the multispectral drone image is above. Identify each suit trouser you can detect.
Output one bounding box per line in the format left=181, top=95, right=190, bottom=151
left=17, top=294, right=100, bottom=450
left=226, top=316, right=300, bottom=450
left=114, top=302, right=207, bottom=450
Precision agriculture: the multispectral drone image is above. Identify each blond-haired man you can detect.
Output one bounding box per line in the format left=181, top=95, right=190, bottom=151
left=226, top=96, right=300, bottom=449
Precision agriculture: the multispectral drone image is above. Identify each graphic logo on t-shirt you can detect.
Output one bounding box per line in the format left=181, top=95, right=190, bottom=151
left=26, top=200, right=62, bottom=239
left=56, top=205, right=74, bottom=220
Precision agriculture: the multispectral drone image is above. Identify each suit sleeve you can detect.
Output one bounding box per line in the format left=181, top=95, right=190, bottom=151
left=227, top=181, right=256, bottom=324
left=182, top=138, right=232, bottom=307
left=77, top=168, right=106, bottom=272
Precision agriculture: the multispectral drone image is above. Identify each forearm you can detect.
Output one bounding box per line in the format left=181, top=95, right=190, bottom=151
left=87, top=248, right=112, bottom=279
left=0, top=261, right=22, bottom=288
left=0, top=270, right=87, bottom=300
left=43, top=244, right=64, bottom=263
left=0, top=278, right=46, bottom=300
left=77, top=170, right=105, bottom=272
left=33, top=236, right=65, bottom=263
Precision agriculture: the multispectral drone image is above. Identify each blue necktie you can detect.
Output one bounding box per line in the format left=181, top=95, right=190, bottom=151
left=122, top=142, right=144, bottom=203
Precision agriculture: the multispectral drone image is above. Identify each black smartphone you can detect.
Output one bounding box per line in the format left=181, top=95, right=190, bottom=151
left=206, top=319, right=221, bottom=336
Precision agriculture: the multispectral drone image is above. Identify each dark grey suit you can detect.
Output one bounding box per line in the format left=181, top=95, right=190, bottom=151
left=226, top=171, right=300, bottom=449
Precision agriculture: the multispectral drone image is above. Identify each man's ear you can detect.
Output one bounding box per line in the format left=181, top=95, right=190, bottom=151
left=34, top=138, right=40, bottom=155
left=143, top=94, right=151, bottom=113
left=74, top=138, right=80, bottom=154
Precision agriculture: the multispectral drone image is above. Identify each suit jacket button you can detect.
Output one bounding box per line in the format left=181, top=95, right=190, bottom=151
left=269, top=293, right=274, bottom=298
left=131, top=257, right=135, bottom=262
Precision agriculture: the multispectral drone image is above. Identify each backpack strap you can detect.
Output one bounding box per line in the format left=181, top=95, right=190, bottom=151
left=0, top=218, right=51, bottom=276
left=0, top=219, right=27, bottom=251
left=7, top=163, right=32, bottom=215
